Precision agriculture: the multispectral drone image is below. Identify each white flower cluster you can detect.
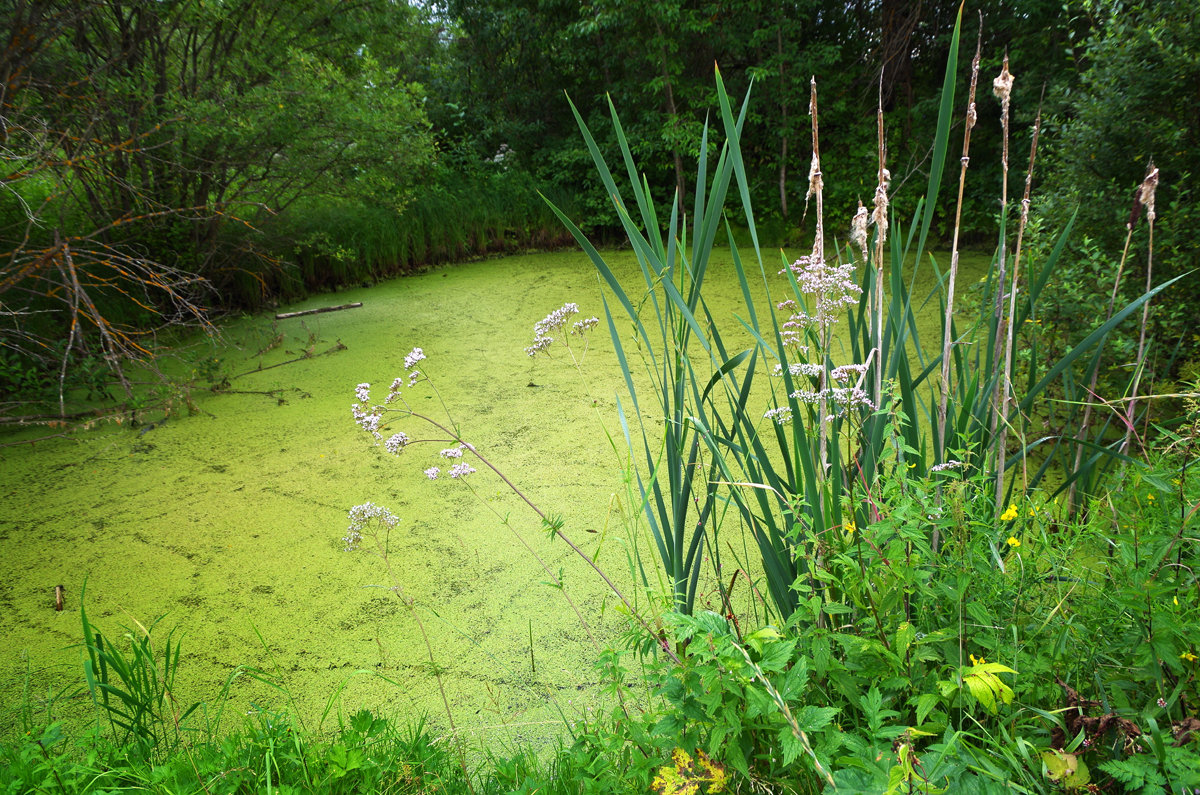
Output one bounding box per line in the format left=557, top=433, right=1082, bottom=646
left=778, top=255, right=862, bottom=333
left=525, top=303, right=599, bottom=356
left=344, top=502, right=399, bottom=551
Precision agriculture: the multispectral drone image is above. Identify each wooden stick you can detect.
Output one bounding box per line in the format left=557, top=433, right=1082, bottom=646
left=274, top=302, right=362, bottom=320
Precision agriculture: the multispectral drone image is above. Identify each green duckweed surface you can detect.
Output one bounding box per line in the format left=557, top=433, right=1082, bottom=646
left=0, top=247, right=989, bottom=747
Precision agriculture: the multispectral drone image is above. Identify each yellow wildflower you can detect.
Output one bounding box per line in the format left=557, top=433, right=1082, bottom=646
left=1181, top=651, right=1198, bottom=663
left=1000, top=504, right=1019, bottom=522
left=970, top=653, right=987, bottom=666
left=845, top=520, right=856, bottom=537
left=1007, top=536, right=1021, bottom=548
left=1174, top=596, right=1179, bottom=607
left=1147, top=494, right=1156, bottom=503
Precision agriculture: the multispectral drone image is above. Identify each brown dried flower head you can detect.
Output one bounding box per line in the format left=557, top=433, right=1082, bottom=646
left=993, top=59, right=1014, bottom=109
left=850, top=202, right=869, bottom=262
left=1140, top=166, right=1159, bottom=223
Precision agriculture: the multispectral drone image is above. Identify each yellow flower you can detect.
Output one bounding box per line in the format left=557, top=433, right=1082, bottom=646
left=1174, top=595, right=1179, bottom=607
left=845, top=520, right=856, bottom=537
left=1000, top=504, right=1019, bottom=522
left=970, top=653, right=987, bottom=666
left=1147, top=494, right=1156, bottom=503
left=1181, top=651, right=1198, bottom=663
left=1007, top=536, right=1021, bottom=548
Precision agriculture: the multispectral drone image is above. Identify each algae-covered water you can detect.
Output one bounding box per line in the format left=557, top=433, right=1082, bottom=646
left=0, top=247, right=988, bottom=747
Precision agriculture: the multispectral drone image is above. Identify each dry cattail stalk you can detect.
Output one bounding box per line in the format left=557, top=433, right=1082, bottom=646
left=807, top=76, right=829, bottom=479
left=990, top=55, right=1015, bottom=510
left=1125, top=164, right=1160, bottom=456
left=936, top=20, right=982, bottom=470
left=1003, top=92, right=1043, bottom=506
left=1070, top=157, right=1144, bottom=513
left=871, top=96, right=890, bottom=403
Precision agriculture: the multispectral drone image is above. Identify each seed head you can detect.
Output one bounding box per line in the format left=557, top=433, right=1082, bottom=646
left=871, top=168, right=890, bottom=247
left=850, top=202, right=869, bottom=262
left=992, top=59, right=1014, bottom=109
left=1140, top=166, right=1159, bottom=224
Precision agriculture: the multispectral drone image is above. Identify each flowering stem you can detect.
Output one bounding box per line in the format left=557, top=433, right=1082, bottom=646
left=409, top=411, right=679, bottom=664
left=366, top=531, right=474, bottom=794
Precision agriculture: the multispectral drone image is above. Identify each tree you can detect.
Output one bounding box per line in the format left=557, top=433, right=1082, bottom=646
left=1036, top=0, right=1200, bottom=377
left=1, top=0, right=437, bottom=408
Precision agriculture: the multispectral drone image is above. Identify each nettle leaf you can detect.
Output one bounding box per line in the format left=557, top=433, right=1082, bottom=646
left=691, top=610, right=731, bottom=638
left=780, top=657, right=811, bottom=700
left=757, top=638, right=796, bottom=673
left=744, top=684, right=774, bottom=719
left=794, top=705, right=839, bottom=733
left=778, top=726, right=806, bottom=767
left=654, top=713, right=686, bottom=738
left=743, top=625, right=782, bottom=653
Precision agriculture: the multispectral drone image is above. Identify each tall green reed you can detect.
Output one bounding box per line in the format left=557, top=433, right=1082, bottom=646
left=551, top=5, right=1183, bottom=623
left=543, top=84, right=755, bottom=617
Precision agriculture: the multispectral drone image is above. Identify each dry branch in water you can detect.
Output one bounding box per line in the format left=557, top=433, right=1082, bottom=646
left=274, top=302, right=363, bottom=320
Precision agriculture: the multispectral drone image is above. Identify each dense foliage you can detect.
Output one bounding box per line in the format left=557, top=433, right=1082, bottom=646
left=3, top=0, right=1197, bottom=405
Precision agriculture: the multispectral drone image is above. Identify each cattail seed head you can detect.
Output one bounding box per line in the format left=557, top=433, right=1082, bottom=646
left=872, top=168, right=890, bottom=246
left=850, top=202, right=869, bottom=262
left=992, top=59, right=1014, bottom=109
left=1140, top=166, right=1159, bottom=224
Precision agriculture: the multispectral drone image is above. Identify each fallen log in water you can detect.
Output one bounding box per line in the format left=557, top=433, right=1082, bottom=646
left=274, top=302, right=362, bottom=320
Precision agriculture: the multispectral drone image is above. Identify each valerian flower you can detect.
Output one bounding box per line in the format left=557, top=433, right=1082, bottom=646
left=571, top=316, right=600, bottom=335
left=344, top=502, right=399, bottom=551
left=404, top=347, right=426, bottom=371
left=764, top=406, right=793, bottom=425
left=449, top=463, right=476, bottom=479
left=351, top=401, right=384, bottom=440
left=525, top=303, right=598, bottom=356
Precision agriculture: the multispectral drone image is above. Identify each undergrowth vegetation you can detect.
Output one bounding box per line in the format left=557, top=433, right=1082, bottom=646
left=3, top=10, right=1198, bottom=795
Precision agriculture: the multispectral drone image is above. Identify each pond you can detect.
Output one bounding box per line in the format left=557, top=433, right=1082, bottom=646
left=0, top=245, right=989, bottom=748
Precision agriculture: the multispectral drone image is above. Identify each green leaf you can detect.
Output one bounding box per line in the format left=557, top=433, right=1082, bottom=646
left=793, top=705, right=839, bottom=733
left=914, top=693, right=941, bottom=726
left=1042, top=750, right=1091, bottom=789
